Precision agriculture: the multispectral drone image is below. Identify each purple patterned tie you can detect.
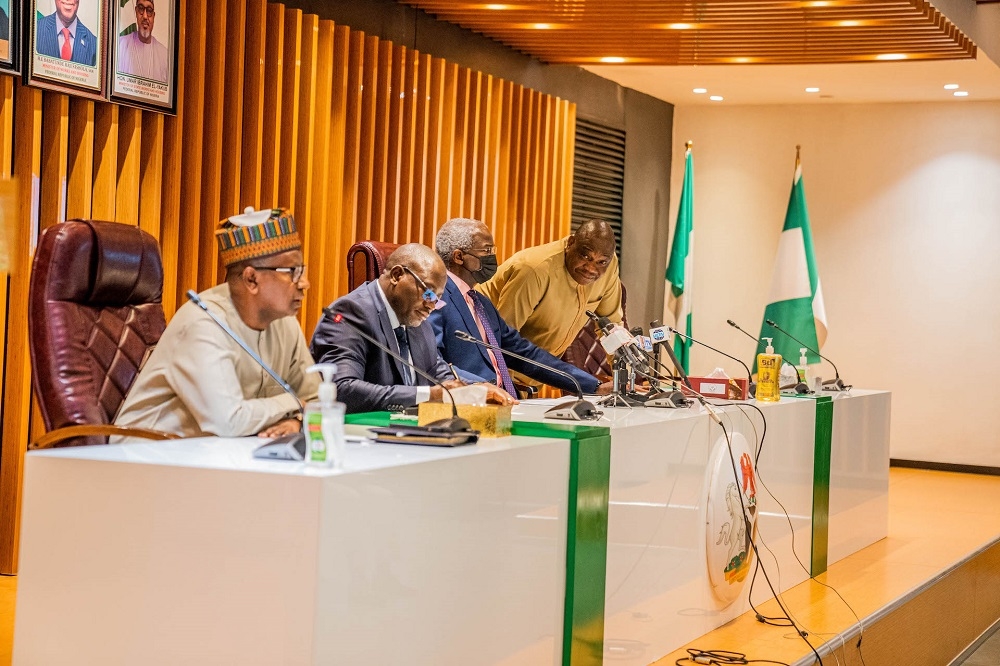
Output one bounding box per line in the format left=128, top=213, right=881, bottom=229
left=469, top=292, right=518, bottom=396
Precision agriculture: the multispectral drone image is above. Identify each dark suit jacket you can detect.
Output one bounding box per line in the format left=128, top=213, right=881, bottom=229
left=310, top=280, right=453, bottom=414
left=429, top=277, right=600, bottom=394
left=36, top=13, right=98, bottom=66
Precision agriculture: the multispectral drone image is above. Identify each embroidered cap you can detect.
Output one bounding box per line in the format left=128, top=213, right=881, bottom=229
left=215, top=207, right=301, bottom=267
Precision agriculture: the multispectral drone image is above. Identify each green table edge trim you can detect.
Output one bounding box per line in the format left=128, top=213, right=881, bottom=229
left=346, top=413, right=612, bottom=666
left=793, top=396, right=834, bottom=575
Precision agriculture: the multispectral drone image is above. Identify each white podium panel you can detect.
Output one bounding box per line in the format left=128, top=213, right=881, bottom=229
left=14, top=436, right=571, bottom=666
left=512, top=399, right=819, bottom=665
left=827, top=389, right=891, bottom=564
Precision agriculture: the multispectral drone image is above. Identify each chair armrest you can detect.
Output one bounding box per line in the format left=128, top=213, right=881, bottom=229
left=513, top=382, right=538, bottom=400
left=30, top=425, right=179, bottom=450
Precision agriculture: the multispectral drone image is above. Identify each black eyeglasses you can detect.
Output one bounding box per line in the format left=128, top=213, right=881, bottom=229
left=400, top=266, right=439, bottom=304
left=253, top=265, right=307, bottom=283
left=135, top=5, right=156, bottom=17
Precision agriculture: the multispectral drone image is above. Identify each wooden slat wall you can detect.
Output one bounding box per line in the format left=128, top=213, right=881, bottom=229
left=0, top=0, right=575, bottom=573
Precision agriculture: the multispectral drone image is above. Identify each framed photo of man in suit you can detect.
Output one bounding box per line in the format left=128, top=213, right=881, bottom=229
left=0, top=0, right=21, bottom=75
left=109, top=0, right=177, bottom=114
left=27, top=0, right=108, bottom=99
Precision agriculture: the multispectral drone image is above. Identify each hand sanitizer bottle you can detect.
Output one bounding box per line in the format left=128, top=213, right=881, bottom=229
left=755, top=338, right=782, bottom=403
left=303, top=363, right=346, bottom=469
left=797, top=348, right=810, bottom=384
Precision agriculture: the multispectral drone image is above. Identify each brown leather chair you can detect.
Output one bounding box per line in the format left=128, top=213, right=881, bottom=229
left=560, top=283, right=628, bottom=379
left=28, top=220, right=178, bottom=449
left=346, top=240, right=399, bottom=291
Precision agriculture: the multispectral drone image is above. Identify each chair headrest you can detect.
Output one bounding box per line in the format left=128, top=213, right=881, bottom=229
left=42, top=220, right=164, bottom=307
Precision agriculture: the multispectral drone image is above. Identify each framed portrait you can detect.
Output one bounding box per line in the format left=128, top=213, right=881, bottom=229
left=109, top=0, right=177, bottom=114
left=0, top=0, right=22, bottom=75
left=26, top=0, right=109, bottom=99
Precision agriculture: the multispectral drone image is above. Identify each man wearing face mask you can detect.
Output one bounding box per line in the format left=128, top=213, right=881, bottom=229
left=430, top=218, right=612, bottom=396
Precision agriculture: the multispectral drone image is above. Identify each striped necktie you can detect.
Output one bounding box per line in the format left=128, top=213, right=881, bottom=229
left=469, top=292, right=517, bottom=396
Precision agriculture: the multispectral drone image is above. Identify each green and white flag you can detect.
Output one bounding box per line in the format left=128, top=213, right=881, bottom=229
left=756, top=148, right=827, bottom=371
left=665, top=143, right=694, bottom=374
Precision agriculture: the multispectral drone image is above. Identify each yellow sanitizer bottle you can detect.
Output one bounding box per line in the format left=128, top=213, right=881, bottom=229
left=755, top=337, right=782, bottom=402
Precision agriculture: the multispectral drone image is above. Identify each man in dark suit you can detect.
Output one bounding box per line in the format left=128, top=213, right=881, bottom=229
left=311, top=243, right=515, bottom=414
left=36, top=0, right=98, bottom=66
left=430, top=218, right=612, bottom=397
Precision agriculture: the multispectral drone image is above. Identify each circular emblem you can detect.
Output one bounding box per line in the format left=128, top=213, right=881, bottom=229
left=705, top=431, right=758, bottom=606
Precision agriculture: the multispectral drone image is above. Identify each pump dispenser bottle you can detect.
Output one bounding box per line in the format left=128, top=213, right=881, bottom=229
left=303, top=363, right=346, bottom=468
left=755, top=338, right=782, bottom=402
left=796, top=348, right=810, bottom=385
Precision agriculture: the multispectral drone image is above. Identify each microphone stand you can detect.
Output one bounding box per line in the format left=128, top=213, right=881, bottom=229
left=454, top=331, right=602, bottom=420
left=765, top=319, right=849, bottom=391
left=325, top=308, right=474, bottom=433
left=583, top=311, right=650, bottom=408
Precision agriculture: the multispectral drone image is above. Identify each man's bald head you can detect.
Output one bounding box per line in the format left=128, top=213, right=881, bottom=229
left=565, top=219, right=616, bottom=286
left=379, top=243, right=447, bottom=327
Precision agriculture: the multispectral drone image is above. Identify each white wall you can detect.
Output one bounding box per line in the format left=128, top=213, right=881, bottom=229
left=670, top=100, right=1000, bottom=466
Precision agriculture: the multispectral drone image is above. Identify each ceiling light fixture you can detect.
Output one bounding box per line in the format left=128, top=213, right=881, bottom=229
left=709, top=95, right=724, bottom=101
left=693, top=88, right=707, bottom=94
left=875, top=53, right=907, bottom=60
left=805, top=87, right=820, bottom=93
left=600, top=56, right=626, bottom=64
left=666, top=23, right=694, bottom=30
left=943, top=83, right=959, bottom=90
left=530, top=23, right=553, bottom=29
left=953, top=91, right=969, bottom=97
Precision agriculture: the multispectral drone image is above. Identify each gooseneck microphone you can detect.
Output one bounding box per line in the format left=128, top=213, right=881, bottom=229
left=187, top=290, right=303, bottom=413
left=454, top=330, right=601, bottom=421
left=765, top=319, right=848, bottom=390
left=324, top=308, right=473, bottom=432
left=668, top=326, right=754, bottom=399
left=727, top=319, right=760, bottom=344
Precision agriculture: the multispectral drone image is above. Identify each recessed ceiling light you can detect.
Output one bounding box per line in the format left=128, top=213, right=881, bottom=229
left=954, top=91, right=969, bottom=97
left=875, top=53, right=907, bottom=61
left=531, top=23, right=553, bottom=29
left=709, top=95, right=724, bottom=101
left=807, top=1, right=830, bottom=6
left=693, top=88, right=708, bottom=94
left=484, top=3, right=510, bottom=9
left=837, top=20, right=861, bottom=27
left=943, top=83, right=960, bottom=90
left=600, top=56, right=626, bottom=64
left=805, top=87, right=820, bottom=93
left=666, top=23, right=694, bottom=30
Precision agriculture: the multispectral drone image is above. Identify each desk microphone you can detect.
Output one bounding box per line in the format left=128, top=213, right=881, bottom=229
left=454, top=330, right=601, bottom=421
left=324, top=308, right=473, bottom=432
left=765, top=319, right=849, bottom=391
left=668, top=326, right=755, bottom=399
left=186, top=290, right=306, bottom=459
left=726, top=318, right=810, bottom=394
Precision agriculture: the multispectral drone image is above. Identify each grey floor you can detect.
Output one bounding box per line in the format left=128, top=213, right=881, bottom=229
left=957, top=624, right=1000, bottom=666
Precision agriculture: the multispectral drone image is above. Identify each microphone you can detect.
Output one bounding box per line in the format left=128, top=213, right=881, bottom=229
left=668, top=327, right=755, bottom=399
left=323, top=307, right=473, bottom=432
left=186, top=290, right=306, bottom=455
left=765, top=319, right=848, bottom=391
left=454, top=330, right=601, bottom=421
left=727, top=319, right=760, bottom=344
left=586, top=311, right=648, bottom=371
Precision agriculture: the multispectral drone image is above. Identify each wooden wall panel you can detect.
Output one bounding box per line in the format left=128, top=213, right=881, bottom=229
left=277, top=9, right=302, bottom=211
left=326, top=24, right=350, bottom=299
left=39, top=94, right=68, bottom=229
left=0, top=0, right=577, bottom=572
left=66, top=100, right=94, bottom=220
left=114, top=107, right=141, bottom=227
left=293, top=13, right=318, bottom=331
left=259, top=3, right=285, bottom=209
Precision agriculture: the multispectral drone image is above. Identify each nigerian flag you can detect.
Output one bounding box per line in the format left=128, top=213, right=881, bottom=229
left=756, top=147, right=828, bottom=371
left=665, top=142, right=694, bottom=374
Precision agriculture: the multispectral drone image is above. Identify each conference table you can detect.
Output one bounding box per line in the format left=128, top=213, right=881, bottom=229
left=13, top=390, right=889, bottom=666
